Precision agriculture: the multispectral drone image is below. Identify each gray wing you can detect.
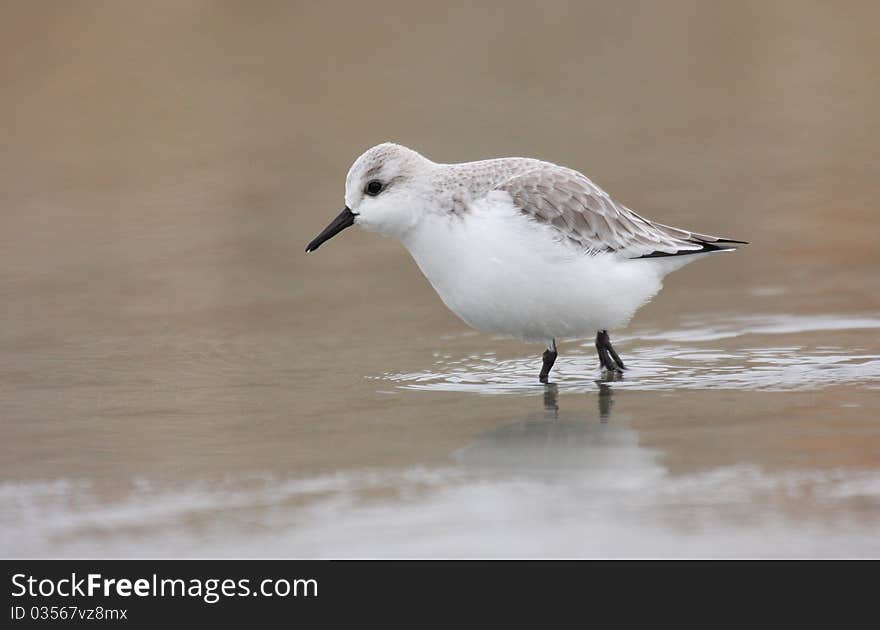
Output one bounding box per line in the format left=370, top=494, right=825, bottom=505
left=497, top=165, right=744, bottom=258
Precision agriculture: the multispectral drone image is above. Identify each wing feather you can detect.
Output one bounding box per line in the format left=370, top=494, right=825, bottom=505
left=497, top=165, right=745, bottom=258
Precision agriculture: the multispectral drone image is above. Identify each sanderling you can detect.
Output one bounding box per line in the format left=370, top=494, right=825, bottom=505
left=307, top=143, right=745, bottom=382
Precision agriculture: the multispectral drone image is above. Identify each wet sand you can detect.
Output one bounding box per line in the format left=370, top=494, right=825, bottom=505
left=1, top=1, right=879, bottom=557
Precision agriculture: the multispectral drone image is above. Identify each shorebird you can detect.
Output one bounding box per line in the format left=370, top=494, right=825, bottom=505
left=306, top=143, right=745, bottom=383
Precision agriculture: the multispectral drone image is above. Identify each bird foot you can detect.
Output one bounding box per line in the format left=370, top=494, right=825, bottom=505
left=596, top=330, right=626, bottom=373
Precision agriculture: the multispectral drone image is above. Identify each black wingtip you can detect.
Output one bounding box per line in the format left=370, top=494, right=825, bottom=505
left=635, top=239, right=746, bottom=259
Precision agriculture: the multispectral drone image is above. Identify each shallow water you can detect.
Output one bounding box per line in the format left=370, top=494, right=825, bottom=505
left=389, top=314, right=880, bottom=394
left=2, top=2, right=879, bottom=558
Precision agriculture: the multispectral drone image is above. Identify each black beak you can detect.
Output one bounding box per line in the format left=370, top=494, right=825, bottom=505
left=305, top=206, right=356, bottom=252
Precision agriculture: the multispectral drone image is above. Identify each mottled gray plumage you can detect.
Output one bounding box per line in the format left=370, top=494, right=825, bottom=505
left=496, top=164, right=741, bottom=258
left=341, top=142, right=743, bottom=259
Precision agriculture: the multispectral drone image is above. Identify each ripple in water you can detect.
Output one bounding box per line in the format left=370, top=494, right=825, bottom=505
left=383, top=314, right=880, bottom=394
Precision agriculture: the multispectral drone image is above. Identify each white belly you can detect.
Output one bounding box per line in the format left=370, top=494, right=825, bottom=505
left=400, top=198, right=673, bottom=344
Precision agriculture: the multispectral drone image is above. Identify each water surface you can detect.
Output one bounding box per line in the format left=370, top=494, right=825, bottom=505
left=2, top=1, right=879, bottom=558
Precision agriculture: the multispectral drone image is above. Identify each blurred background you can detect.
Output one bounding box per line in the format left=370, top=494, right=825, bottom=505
left=1, top=0, right=879, bottom=557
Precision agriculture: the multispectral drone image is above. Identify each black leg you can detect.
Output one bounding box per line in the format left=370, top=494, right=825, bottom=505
left=605, top=338, right=625, bottom=369
left=597, top=345, right=614, bottom=371
left=595, top=330, right=625, bottom=372
left=539, top=339, right=558, bottom=383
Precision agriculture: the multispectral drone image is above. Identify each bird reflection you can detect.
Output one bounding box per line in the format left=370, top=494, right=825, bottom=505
left=542, top=384, right=559, bottom=419
left=453, top=379, right=658, bottom=474
left=597, top=382, right=613, bottom=423
left=541, top=379, right=615, bottom=423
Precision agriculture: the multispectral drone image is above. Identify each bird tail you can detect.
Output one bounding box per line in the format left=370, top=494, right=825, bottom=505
left=635, top=223, right=748, bottom=259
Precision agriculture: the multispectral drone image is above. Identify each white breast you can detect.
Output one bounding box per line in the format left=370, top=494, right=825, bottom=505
left=400, top=193, right=672, bottom=343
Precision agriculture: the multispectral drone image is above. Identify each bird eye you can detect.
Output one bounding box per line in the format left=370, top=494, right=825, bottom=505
left=365, top=180, right=384, bottom=196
